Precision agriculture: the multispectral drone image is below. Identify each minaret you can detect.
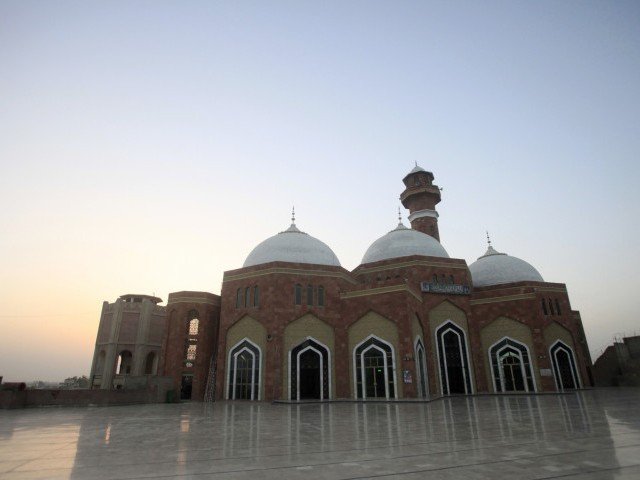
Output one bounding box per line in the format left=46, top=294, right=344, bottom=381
left=400, top=163, right=442, bottom=240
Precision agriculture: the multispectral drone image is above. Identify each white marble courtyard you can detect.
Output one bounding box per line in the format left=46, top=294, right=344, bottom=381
left=1, top=389, right=639, bottom=479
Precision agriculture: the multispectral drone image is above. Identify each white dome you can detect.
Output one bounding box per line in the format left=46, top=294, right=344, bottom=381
left=469, top=245, right=543, bottom=287
left=243, top=223, right=341, bottom=268
left=361, top=223, right=449, bottom=265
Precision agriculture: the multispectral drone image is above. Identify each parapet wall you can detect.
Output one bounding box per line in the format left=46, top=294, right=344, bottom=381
left=1, top=377, right=176, bottom=409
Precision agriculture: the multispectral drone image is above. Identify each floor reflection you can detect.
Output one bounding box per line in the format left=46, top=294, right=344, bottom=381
left=0, top=389, right=638, bottom=479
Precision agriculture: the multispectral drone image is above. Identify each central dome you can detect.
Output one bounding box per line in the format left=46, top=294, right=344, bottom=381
left=243, top=223, right=341, bottom=268
left=361, top=223, right=449, bottom=265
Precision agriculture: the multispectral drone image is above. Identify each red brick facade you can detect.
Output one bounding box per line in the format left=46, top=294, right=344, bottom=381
left=212, top=257, right=592, bottom=401
left=91, top=168, right=593, bottom=401
left=160, top=291, right=220, bottom=401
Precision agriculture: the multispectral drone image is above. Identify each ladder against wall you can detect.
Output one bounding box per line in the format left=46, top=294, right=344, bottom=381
left=203, top=356, right=216, bottom=402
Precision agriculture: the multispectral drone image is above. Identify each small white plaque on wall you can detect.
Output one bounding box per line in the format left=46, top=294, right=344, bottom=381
left=540, top=368, right=553, bottom=377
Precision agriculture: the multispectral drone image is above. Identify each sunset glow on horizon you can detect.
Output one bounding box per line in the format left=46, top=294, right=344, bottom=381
left=1, top=1, right=639, bottom=382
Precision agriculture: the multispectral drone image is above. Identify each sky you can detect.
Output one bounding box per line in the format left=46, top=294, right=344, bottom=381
left=0, top=1, right=639, bottom=382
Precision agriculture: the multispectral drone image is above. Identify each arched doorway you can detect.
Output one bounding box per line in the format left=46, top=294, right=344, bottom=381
left=116, top=350, right=133, bottom=375
left=550, top=341, right=580, bottom=391
left=299, top=350, right=320, bottom=398
left=436, top=322, right=472, bottom=395
left=289, top=338, right=330, bottom=400
left=354, top=336, right=396, bottom=399
left=489, top=338, right=536, bottom=393
left=227, top=339, right=261, bottom=400
left=144, top=351, right=157, bottom=375
left=415, top=338, right=428, bottom=398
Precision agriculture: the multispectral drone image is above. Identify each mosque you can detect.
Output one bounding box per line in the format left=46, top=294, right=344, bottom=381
left=89, top=166, right=593, bottom=401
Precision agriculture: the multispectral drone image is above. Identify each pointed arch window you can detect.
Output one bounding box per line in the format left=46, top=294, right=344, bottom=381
left=244, top=287, right=250, bottom=308
left=227, top=340, right=261, bottom=400
left=548, top=298, right=555, bottom=315
left=542, top=298, right=548, bottom=315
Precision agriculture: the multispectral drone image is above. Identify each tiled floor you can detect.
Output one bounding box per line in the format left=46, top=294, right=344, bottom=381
left=1, top=389, right=639, bottom=479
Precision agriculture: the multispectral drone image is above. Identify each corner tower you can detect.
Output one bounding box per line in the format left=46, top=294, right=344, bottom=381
left=400, top=164, right=442, bottom=240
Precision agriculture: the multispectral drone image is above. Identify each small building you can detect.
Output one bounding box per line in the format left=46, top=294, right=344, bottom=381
left=593, top=335, right=640, bottom=386
left=90, top=294, right=165, bottom=390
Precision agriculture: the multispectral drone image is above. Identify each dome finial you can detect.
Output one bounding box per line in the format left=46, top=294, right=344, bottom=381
left=284, top=206, right=301, bottom=232
left=415, top=160, right=418, bottom=167
left=394, top=206, right=408, bottom=231
left=480, top=232, right=502, bottom=258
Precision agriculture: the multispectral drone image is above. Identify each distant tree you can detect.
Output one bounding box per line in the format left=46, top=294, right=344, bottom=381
left=59, top=376, right=90, bottom=389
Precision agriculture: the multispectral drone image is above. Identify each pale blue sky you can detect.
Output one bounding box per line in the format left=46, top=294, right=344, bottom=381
left=1, top=1, right=639, bottom=381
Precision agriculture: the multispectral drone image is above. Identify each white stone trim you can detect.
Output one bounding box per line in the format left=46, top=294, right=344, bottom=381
left=488, top=337, right=536, bottom=393
left=408, top=209, right=439, bottom=222
left=549, top=340, right=581, bottom=391
left=226, top=338, right=262, bottom=401
left=287, top=337, right=332, bottom=401
left=435, top=320, right=474, bottom=395
left=414, top=337, right=429, bottom=398
left=352, top=334, right=398, bottom=400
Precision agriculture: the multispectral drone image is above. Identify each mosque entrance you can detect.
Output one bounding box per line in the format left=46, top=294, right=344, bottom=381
left=299, top=350, right=321, bottom=399
left=489, top=338, right=535, bottom=392
left=228, top=339, right=261, bottom=400
left=355, top=336, right=396, bottom=400
left=290, top=339, right=330, bottom=400
left=443, top=331, right=465, bottom=393
left=500, top=352, right=525, bottom=391
left=364, top=349, right=386, bottom=398
left=436, top=322, right=472, bottom=395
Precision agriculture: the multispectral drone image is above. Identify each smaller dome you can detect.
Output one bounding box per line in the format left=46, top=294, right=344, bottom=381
left=361, top=222, right=450, bottom=265
left=243, top=223, right=341, bottom=268
left=469, top=245, right=543, bottom=287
